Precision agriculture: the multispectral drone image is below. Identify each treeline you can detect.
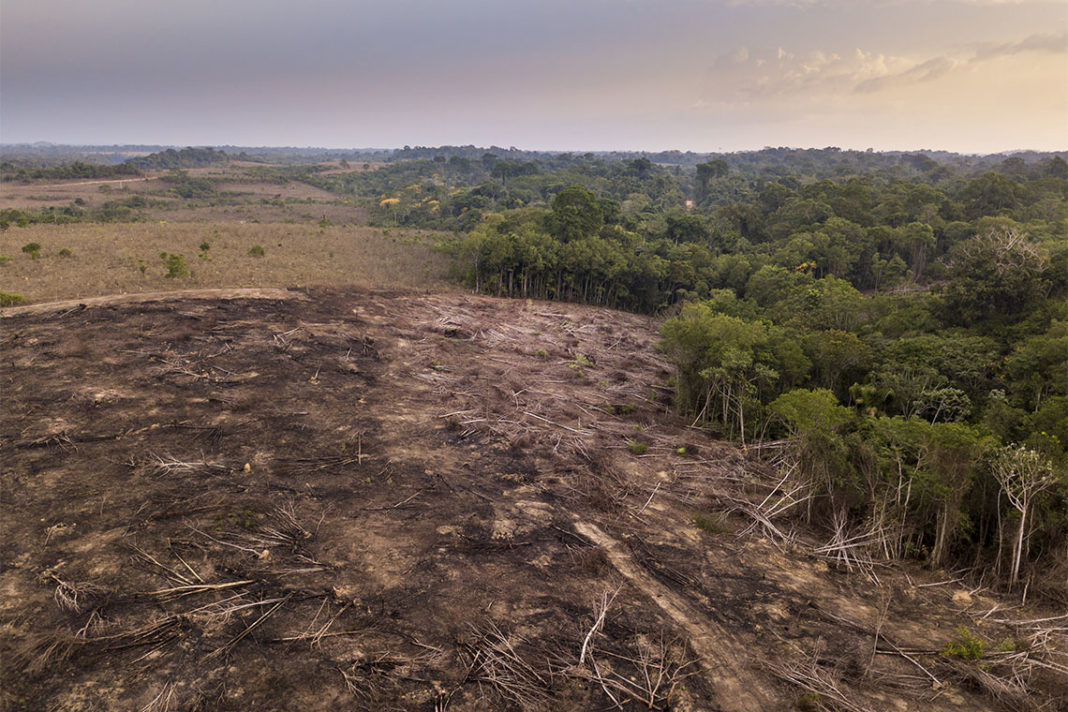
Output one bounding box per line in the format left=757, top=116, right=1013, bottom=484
left=659, top=230, right=1065, bottom=593
left=126, top=147, right=228, bottom=170
left=0, top=202, right=149, bottom=228
left=0, top=147, right=231, bottom=181
left=0, top=160, right=142, bottom=182
left=438, top=165, right=1066, bottom=311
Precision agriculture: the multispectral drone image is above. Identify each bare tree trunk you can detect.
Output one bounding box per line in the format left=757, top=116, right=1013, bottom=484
left=1011, top=503, right=1028, bottom=586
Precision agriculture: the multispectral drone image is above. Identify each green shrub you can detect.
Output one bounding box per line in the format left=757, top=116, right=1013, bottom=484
left=943, top=627, right=984, bottom=661
left=199, top=241, right=211, bottom=252
left=58, top=248, right=73, bottom=258
left=248, top=245, right=265, bottom=257
left=627, top=440, right=649, bottom=455
left=21, top=242, right=41, bottom=259
left=0, top=292, right=26, bottom=306
left=160, top=252, right=188, bottom=279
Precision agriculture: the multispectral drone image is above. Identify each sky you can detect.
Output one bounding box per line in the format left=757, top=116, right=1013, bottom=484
left=1, top=0, right=1066, bottom=153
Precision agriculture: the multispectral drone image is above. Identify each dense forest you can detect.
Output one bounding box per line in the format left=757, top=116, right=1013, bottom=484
left=297, top=148, right=1067, bottom=596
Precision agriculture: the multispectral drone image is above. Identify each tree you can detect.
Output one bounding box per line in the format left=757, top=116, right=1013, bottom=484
left=942, top=225, right=1050, bottom=327
left=961, top=172, right=1019, bottom=219
left=768, top=388, right=854, bottom=520
left=695, top=160, right=728, bottom=203
left=660, top=306, right=780, bottom=444
left=927, top=423, right=990, bottom=567
left=804, top=329, right=871, bottom=398
left=991, top=446, right=1061, bottom=585
left=547, top=186, right=603, bottom=242
left=893, top=222, right=935, bottom=280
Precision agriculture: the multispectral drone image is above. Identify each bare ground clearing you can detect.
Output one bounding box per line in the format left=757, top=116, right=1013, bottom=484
left=1, top=288, right=1064, bottom=711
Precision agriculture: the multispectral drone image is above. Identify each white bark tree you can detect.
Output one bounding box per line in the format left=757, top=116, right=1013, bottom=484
left=991, top=446, right=1060, bottom=586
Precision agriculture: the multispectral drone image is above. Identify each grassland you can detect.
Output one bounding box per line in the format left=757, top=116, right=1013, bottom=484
left=0, top=160, right=457, bottom=304
left=0, top=222, right=453, bottom=303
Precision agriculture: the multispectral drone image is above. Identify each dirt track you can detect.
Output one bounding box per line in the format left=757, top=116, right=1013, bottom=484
left=1, top=288, right=1061, bottom=711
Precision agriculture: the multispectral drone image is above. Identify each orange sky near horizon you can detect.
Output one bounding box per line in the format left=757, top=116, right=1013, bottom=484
left=2, top=0, right=1065, bottom=152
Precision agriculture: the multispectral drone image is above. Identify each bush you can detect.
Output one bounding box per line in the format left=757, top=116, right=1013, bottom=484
left=627, top=440, right=649, bottom=455
left=21, top=242, right=41, bottom=259
left=942, top=627, right=984, bottom=661
left=0, top=291, right=25, bottom=306
left=248, top=245, right=266, bottom=257
left=58, top=248, right=73, bottom=258
left=160, top=252, right=188, bottom=279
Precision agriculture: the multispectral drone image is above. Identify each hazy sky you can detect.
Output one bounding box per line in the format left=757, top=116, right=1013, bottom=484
left=2, top=0, right=1066, bottom=152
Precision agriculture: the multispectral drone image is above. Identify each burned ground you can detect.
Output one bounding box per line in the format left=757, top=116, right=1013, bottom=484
left=1, top=289, right=1064, bottom=711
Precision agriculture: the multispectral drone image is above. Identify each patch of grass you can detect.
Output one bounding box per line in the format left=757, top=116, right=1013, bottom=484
left=996, top=637, right=1018, bottom=653
left=942, top=627, right=985, bottom=661
left=626, top=440, right=649, bottom=456
left=248, top=244, right=266, bottom=257
left=694, top=512, right=727, bottom=535
left=215, top=507, right=257, bottom=531
left=614, top=403, right=636, bottom=415
left=0, top=291, right=26, bottom=306
left=675, top=446, right=687, bottom=455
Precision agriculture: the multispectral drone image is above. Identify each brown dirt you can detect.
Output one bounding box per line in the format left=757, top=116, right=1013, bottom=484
left=1, top=288, right=1063, bottom=711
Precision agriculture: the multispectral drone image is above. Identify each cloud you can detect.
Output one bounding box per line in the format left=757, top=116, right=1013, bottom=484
left=704, top=46, right=907, bottom=101
left=974, top=31, right=1068, bottom=60
left=854, top=56, right=956, bottom=93
left=703, top=30, right=1066, bottom=105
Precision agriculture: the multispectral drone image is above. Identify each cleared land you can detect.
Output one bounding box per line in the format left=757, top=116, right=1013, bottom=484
left=2, top=289, right=1064, bottom=711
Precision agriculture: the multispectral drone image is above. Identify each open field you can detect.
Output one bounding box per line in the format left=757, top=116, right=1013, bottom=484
left=1, top=162, right=368, bottom=224
left=0, top=222, right=452, bottom=303
left=2, top=288, right=1065, bottom=711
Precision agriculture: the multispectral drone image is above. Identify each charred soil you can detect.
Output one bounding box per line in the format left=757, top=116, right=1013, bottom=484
left=1, top=289, right=1064, bottom=711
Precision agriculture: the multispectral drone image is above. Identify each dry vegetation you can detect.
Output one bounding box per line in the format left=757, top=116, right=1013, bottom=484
left=0, top=222, right=452, bottom=302
left=2, top=288, right=1064, bottom=711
